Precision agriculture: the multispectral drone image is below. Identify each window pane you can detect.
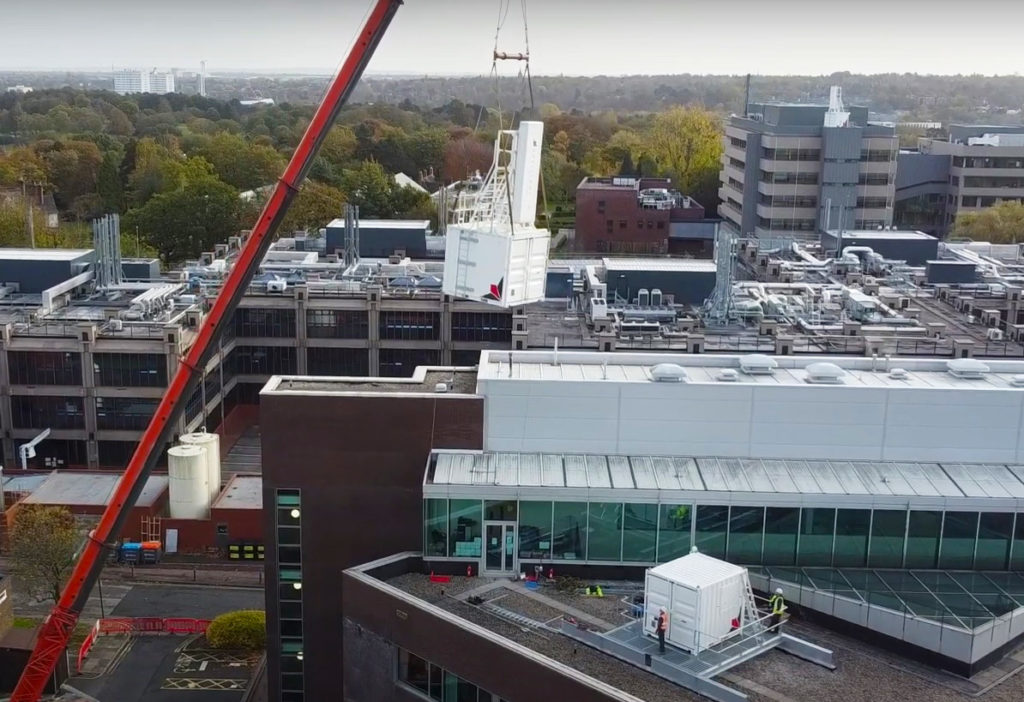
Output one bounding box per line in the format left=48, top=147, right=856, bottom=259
left=657, top=504, right=692, bottom=562
left=449, top=500, right=481, bottom=558
left=484, top=501, right=517, bottom=521
left=940, top=512, right=979, bottom=569
left=727, top=507, right=764, bottom=564
left=835, top=509, right=871, bottom=567
left=976, top=513, right=1013, bottom=570
left=400, top=650, right=429, bottom=693
left=763, top=507, right=799, bottom=566
left=1012, top=516, right=1024, bottom=570
left=552, top=502, right=587, bottom=561
left=695, top=505, right=729, bottom=559
left=622, top=503, right=658, bottom=563
left=587, top=503, right=622, bottom=561
left=429, top=663, right=443, bottom=700
left=906, top=511, right=941, bottom=569
left=424, top=499, right=448, bottom=557
left=867, top=510, right=904, bottom=568
left=798, top=508, right=835, bottom=566
left=518, top=502, right=552, bottom=560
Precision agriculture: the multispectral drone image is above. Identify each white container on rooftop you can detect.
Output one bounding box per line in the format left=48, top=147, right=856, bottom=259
left=168, top=444, right=210, bottom=519
left=442, top=120, right=550, bottom=308
left=179, top=431, right=221, bottom=501
left=644, top=552, right=748, bottom=654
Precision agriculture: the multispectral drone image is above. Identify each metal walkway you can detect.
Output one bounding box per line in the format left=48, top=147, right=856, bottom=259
left=560, top=619, right=834, bottom=702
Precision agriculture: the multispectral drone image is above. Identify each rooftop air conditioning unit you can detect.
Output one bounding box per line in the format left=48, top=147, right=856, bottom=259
left=804, top=361, right=845, bottom=384
left=108, top=319, right=123, bottom=331
left=717, top=369, right=739, bottom=382
left=267, top=279, right=287, bottom=293
left=650, top=363, right=688, bottom=383
left=888, top=367, right=909, bottom=380
left=946, top=358, right=990, bottom=379
left=738, top=354, right=778, bottom=376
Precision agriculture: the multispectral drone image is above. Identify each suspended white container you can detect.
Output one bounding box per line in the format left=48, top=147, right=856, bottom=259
left=168, top=444, right=210, bottom=519
left=644, top=552, right=748, bottom=654
left=443, top=120, right=550, bottom=308
left=180, top=431, right=221, bottom=501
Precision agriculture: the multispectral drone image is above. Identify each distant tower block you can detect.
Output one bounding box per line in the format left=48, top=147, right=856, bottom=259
left=442, top=120, right=550, bottom=308
left=199, top=60, right=207, bottom=97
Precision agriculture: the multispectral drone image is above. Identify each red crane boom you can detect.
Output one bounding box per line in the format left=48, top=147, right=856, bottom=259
left=11, top=1, right=403, bottom=698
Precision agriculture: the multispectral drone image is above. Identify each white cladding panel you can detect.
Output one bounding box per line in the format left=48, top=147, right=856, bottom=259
left=442, top=226, right=549, bottom=307
left=482, top=375, right=1024, bottom=462
left=511, top=121, right=544, bottom=225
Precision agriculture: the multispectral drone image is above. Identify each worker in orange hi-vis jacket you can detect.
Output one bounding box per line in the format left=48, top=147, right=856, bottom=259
left=656, top=608, right=669, bottom=654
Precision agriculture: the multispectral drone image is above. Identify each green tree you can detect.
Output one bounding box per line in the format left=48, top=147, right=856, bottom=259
left=207, top=610, right=266, bottom=651
left=124, top=174, right=240, bottom=264
left=97, top=150, right=125, bottom=213
left=39, top=140, right=103, bottom=213
left=195, top=132, right=285, bottom=191
left=954, top=201, right=1024, bottom=243
left=281, top=181, right=346, bottom=233
left=10, top=505, right=78, bottom=603
left=643, top=106, right=723, bottom=205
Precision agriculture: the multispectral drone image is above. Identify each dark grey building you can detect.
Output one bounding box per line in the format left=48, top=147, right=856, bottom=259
left=820, top=229, right=939, bottom=266
left=325, top=219, right=430, bottom=259
left=719, top=87, right=898, bottom=240
left=0, top=249, right=95, bottom=294
left=603, top=259, right=716, bottom=306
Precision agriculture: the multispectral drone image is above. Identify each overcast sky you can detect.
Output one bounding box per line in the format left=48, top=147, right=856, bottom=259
left=2, top=0, right=1024, bottom=76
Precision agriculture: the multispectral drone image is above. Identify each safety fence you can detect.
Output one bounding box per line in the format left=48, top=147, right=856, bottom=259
left=77, top=617, right=212, bottom=672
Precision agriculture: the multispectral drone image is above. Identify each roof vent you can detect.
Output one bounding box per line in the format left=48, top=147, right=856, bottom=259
left=650, top=363, right=688, bottom=383
left=888, top=367, right=909, bottom=380
left=434, top=383, right=448, bottom=393
left=717, top=369, right=739, bottom=382
left=805, top=362, right=845, bottom=385
left=946, top=358, right=990, bottom=379
left=1012, top=375, right=1024, bottom=387
left=739, top=354, right=778, bottom=375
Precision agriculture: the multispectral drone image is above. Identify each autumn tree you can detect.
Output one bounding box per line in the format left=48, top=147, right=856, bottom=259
left=442, top=136, right=492, bottom=182
left=10, top=505, right=78, bottom=604
left=342, top=160, right=434, bottom=223
left=954, top=201, right=1024, bottom=243
left=643, top=106, right=723, bottom=207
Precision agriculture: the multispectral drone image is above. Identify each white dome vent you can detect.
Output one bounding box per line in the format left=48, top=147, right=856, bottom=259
left=650, top=363, right=688, bottom=383
left=739, top=354, right=778, bottom=375
left=717, top=369, right=739, bottom=382
left=946, top=358, right=990, bottom=379
left=888, top=368, right=909, bottom=380
left=805, top=362, right=846, bottom=385
left=1011, top=375, right=1024, bottom=387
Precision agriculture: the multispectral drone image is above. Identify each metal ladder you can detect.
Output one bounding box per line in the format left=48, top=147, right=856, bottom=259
left=743, top=578, right=765, bottom=637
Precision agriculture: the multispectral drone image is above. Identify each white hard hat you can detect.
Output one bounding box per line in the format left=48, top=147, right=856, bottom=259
left=775, top=588, right=784, bottom=595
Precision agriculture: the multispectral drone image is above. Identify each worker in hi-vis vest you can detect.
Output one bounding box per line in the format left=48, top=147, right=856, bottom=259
left=656, top=607, right=669, bottom=653
left=769, top=588, right=787, bottom=632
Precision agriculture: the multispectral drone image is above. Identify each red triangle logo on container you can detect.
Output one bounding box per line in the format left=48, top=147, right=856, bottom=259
left=483, top=277, right=504, bottom=302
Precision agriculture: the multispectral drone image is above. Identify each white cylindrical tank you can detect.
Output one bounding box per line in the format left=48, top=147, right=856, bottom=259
left=180, top=431, right=221, bottom=502
left=168, top=444, right=210, bottom=519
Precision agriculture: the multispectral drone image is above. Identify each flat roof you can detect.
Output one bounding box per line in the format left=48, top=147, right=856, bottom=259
left=263, top=368, right=478, bottom=396
left=0, top=248, right=92, bottom=261
left=326, top=218, right=429, bottom=229
left=22, top=472, right=168, bottom=508
left=602, top=258, right=717, bottom=273
left=476, top=350, right=1024, bottom=392
left=428, top=452, right=1024, bottom=501
left=212, top=475, right=262, bottom=510
left=827, top=230, right=936, bottom=241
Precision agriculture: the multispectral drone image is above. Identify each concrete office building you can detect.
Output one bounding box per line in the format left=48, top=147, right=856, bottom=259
left=260, top=350, right=1024, bottom=701
left=896, top=125, right=1024, bottom=235
left=719, top=87, right=898, bottom=240
left=112, top=69, right=175, bottom=95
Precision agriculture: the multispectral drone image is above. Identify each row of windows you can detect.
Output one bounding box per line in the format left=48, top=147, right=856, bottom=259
left=307, top=347, right=369, bottom=376
left=380, top=349, right=440, bottom=378
left=96, top=397, right=157, bottom=431
left=380, top=311, right=440, bottom=341
left=233, top=346, right=297, bottom=375
left=856, top=197, right=892, bottom=209
left=763, top=148, right=821, bottom=162
left=425, top=500, right=1024, bottom=571
left=306, top=310, right=369, bottom=339
left=594, top=240, right=667, bottom=255
left=855, top=219, right=888, bottom=230
left=760, top=171, right=819, bottom=185
left=451, top=313, right=512, bottom=343
left=398, top=649, right=507, bottom=702
left=758, top=195, right=818, bottom=208
left=7, top=351, right=166, bottom=388
left=276, top=489, right=303, bottom=702
left=11, top=396, right=84, bottom=429
left=861, top=149, right=895, bottom=162
left=954, top=156, right=1024, bottom=169
left=235, top=308, right=296, bottom=338
left=960, top=196, right=1024, bottom=209
left=757, top=217, right=817, bottom=232
left=858, top=174, right=892, bottom=186
left=604, top=219, right=667, bottom=232
left=962, top=176, right=1024, bottom=189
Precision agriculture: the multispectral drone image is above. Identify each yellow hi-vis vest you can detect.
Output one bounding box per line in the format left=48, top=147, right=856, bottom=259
left=769, top=594, right=786, bottom=615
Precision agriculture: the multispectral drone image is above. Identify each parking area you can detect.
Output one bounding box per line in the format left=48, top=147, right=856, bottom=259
left=71, top=584, right=264, bottom=702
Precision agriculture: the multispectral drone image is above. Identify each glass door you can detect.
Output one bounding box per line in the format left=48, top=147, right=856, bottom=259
left=483, top=522, right=517, bottom=575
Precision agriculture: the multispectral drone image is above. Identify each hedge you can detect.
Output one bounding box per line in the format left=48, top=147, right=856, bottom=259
left=206, top=610, right=266, bottom=651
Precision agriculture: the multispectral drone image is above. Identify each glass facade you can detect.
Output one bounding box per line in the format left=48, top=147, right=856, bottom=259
left=9, top=351, right=82, bottom=385
left=93, top=352, right=166, bottom=387
left=233, top=346, right=297, bottom=375
left=96, top=397, right=158, bottom=430
left=451, top=312, right=512, bottom=343
left=306, top=347, right=369, bottom=376
left=379, top=348, right=440, bottom=378
left=306, top=309, right=368, bottom=339
left=276, top=489, right=303, bottom=702
left=397, top=649, right=505, bottom=702
left=11, top=395, right=84, bottom=429
left=423, top=499, right=1024, bottom=571
left=235, top=308, right=296, bottom=338
left=379, top=311, right=440, bottom=341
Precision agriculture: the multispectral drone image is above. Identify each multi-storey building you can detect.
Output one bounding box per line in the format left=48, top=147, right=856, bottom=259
left=112, top=69, right=175, bottom=95
left=574, top=177, right=707, bottom=255
left=719, top=87, right=898, bottom=240
left=896, top=125, right=1024, bottom=235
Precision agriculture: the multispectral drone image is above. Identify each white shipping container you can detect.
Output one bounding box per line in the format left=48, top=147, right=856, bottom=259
left=644, top=552, right=748, bottom=653
left=442, top=225, right=549, bottom=307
